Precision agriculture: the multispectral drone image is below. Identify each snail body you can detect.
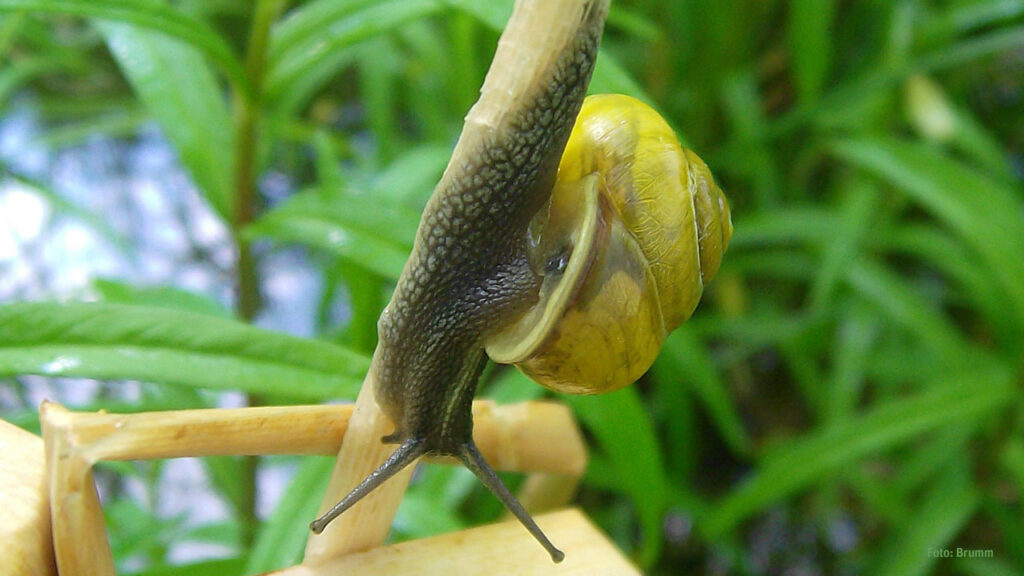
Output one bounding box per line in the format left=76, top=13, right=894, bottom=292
left=309, top=0, right=730, bottom=563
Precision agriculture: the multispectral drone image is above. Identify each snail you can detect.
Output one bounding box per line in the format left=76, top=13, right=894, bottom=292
left=486, top=93, right=732, bottom=395
left=309, top=0, right=731, bottom=563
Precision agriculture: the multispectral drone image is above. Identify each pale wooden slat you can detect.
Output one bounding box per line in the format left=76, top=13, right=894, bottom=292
left=41, top=402, right=116, bottom=576
left=39, top=401, right=584, bottom=476
left=39, top=398, right=586, bottom=575
left=284, top=509, right=639, bottom=576
left=302, top=362, right=415, bottom=562
left=0, top=420, right=57, bottom=576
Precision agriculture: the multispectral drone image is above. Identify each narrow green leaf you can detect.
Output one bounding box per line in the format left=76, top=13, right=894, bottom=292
left=787, top=0, right=837, bottom=102
left=567, top=388, right=667, bottom=566
left=0, top=0, right=248, bottom=95
left=826, top=304, right=877, bottom=423
left=245, top=457, right=334, bottom=573
left=845, top=257, right=966, bottom=358
left=269, top=0, right=376, bottom=65
left=808, top=178, right=878, bottom=312
left=92, top=279, right=231, bottom=318
left=98, top=20, right=235, bottom=220
left=265, top=0, right=443, bottom=110
left=246, top=187, right=416, bottom=281
left=441, top=0, right=511, bottom=29
left=368, top=143, right=450, bottom=207
left=0, top=302, right=369, bottom=401
left=657, top=329, right=751, bottom=455
left=0, top=55, right=71, bottom=110
left=884, top=224, right=1013, bottom=347
left=874, top=462, right=978, bottom=576
left=726, top=206, right=836, bottom=250
left=703, top=366, right=1014, bottom=537
left=443, top=0, right=656, bottom=127
left=832, top=137, right=1024, bottom=339
left=394, top=482, right=466, bottom=539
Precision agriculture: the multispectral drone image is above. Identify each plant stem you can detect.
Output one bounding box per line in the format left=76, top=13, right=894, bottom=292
left=230, top=0, right=287, bottom=547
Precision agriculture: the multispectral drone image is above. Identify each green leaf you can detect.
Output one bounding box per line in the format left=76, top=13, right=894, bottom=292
left=656, top=329, right=751, bottom=455
left=844, top=257, right=967, bottom=358
left=0, top=302, right=369, bottom=401
left=0, top=54, right=72, bottom=110
left=0, top=0, right=248, bottom=95
left=567, top=388, right=667, bottom=566
left=247, top=187, right=416, bottom=281
left=873, top=462, right=979, bottom=576
left=441, top=0, right=511, bottom=29
left=884, top=224, right=1012, bottom=346
left=443, top=0, right=656, bottom=128
left=787, top=0, right=837, bottom=102
left=92, top=279, right=231, bottom=318
left=265, top=0, right=443, bottom=112
left=832, top=137, right=1024, bottom=344
left=98, top=20, right=235, bottom=221
left=394, top=480, right=467, bottom=539
left=703, top=365, right=1015, bottom=537
left=246, top=457, right=334, bottom=573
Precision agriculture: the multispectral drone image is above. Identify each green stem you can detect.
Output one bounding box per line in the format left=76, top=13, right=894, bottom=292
left=230, top=0, right=287, bottom=547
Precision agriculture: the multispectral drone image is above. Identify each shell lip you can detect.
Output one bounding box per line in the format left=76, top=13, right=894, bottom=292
left=485, top=173, right=602, bottom=364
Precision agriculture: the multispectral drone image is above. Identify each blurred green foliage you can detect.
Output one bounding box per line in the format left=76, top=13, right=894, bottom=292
left=2, top=0, right=1023, bottom=574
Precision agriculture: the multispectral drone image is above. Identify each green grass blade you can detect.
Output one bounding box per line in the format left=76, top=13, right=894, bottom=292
left=91, top=279, right=231, bottom=317
left=567, top=387, right=668, bottom=566
left=0, top=0, right=248, bottom=95
left=703, top=365, right=1015, bottom=537
left=443, top=0, right=654, bottom=125
left=246, top=187, right=417, bottom=281
left=845, top=258, right=966, bottom=358
left=265, top=0, right=443, bottom=110
left=787, top=0, right=837, bottom=102
left=0, top=302, right=369, bottom=400
left=832, top=137, right=1024, bottom=345
left=245, top=457, right=334, bottom=573
left=874, top=462, right=979, bottom=576
left=657, top=329, right=751, bottom=455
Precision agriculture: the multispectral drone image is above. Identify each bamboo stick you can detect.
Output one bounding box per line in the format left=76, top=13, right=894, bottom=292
left=276, top=509, right=639, bottom=576
left=41, top=402, right=116, bottom=576
left=37, top=400, right=582, bottom=472
left=0, top=419, right=56, bottom=576
left=302, top=352, right=410, bottom=563
left=38, top=396, right=585, bottom=574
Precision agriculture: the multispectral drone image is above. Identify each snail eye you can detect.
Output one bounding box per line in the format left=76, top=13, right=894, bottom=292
left=545, top=249, right=570, bottom=275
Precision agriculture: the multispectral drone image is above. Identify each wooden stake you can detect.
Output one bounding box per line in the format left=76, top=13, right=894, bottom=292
left=0, top=419, right=57, bottom=576
left=277, top=509, right=639, bottom=576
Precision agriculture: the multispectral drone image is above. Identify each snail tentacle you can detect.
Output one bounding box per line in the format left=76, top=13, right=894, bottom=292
left=457, top=441, right=566, bottom=563
left=309, top=438, right=426, bottom=534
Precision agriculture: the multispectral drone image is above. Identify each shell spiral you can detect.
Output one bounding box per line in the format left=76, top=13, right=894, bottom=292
left=485, top=94, right=732, bottom=394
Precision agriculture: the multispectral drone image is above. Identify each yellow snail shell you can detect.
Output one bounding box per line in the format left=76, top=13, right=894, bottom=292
left=485, top=94, right=733, bottom=394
